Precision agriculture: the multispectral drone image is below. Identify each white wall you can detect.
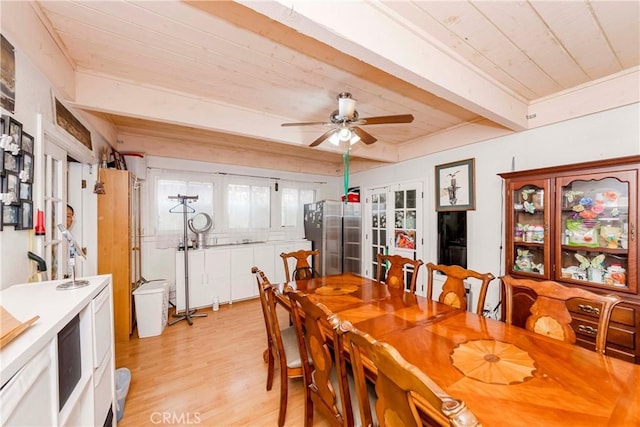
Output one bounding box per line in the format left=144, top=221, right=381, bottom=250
left=349, top=103, right=640, bottom=310
left=138, top=155, right=340, bottom=284
left=0, top=5, right=114, bottom=288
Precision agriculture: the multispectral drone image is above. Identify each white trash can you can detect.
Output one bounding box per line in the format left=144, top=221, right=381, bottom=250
left=133, top=281, right=169, bottom=338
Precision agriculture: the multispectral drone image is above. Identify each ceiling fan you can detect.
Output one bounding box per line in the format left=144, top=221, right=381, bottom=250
left=281, top=92, right=414, bottom=147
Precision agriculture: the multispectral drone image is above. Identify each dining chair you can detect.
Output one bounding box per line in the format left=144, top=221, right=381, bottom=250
left=285, top=287, right=354, bottom=427
left=341, top=321, right=480, bottom=427
left=426, top=263, right=496, bottom=313
left=280, top=249, right=320, bottom=282
left=501, top=275, right=621, bottom=354
left=376, top=253, right=424, bottom=293
left=253, top=267, right=305, bottom=427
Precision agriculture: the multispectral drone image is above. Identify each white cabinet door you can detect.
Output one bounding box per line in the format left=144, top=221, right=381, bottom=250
left=175, top=250, right=210, bottom=311
left=205, top=248, right=231, bottom=304
left=254, top=244, right=276, bottom=283
left=230, top=247, right=256, bottom=301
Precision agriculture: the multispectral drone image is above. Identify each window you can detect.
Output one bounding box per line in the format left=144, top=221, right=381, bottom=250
left=155, top=176, right=214, bottom=233
left=437, top=211, right=467, bottom=268
left=227, top=183, right=270, bottom=229
left=281, top=187, right=315, bottom=227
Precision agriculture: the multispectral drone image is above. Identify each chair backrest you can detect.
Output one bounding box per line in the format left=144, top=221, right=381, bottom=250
left=376, top=253, right=424, bottom=293
left=341, top=321, right=480, bottom=427
left=426, top=263, right=495, bottom=313
left=502, top=275, right=621, bottom=353
left=286, top=288, right=352, bottom=427
left=281, top=250, right=320, bottom=282
left=253, top=267, right=287, bottom=365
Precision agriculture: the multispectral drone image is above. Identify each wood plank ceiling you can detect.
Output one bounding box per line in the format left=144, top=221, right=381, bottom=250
left=34, top=1, right=640, bottom=176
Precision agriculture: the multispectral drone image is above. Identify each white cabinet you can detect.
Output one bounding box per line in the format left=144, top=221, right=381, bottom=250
left=207, top=247, right=231, bottom=304
left=175, top=240, right=311, bottom=305
left=230, top=246, right=255, bottom=301
left=0, top=344, right=56, bottom=426
left=0, top=276, right=115, bottom=427
left=175, top=248, right=231, bottom=311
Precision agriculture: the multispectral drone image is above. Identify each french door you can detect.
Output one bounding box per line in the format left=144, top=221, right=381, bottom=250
left=43, top=141, right=67, bottom=280
left=363, top=182, right=424, bottom=293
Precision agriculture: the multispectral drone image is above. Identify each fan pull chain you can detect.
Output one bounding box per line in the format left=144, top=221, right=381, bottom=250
left=343, top=149, right=350, bottom=204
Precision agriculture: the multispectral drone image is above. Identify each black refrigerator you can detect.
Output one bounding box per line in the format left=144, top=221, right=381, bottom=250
left=303, top=200, right=361, bottom=275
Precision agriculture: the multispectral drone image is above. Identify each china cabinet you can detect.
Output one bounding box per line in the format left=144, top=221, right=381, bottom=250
left=499, top=155, right=639, bottom=363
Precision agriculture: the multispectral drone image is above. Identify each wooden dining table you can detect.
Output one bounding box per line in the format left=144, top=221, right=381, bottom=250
left=279, top=273, right=640, bottom=426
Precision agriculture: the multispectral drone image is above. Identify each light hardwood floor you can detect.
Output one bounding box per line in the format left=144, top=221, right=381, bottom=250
left=115, top=298, right=331, bottom=427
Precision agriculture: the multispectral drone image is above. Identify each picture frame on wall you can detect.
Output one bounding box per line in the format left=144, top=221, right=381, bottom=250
left=2, top=204, right=18, bottom=226
left=1, top=35, right=16, bottom=113
left=435, top=158, right=476, bottom=211
left=7, top=116, right=22, bottom=148
left=4, top=151, right=19, bottom=173
left=4, top=172, right=19, bottom=204
left=18, top=200, right=33, bottom=230
left=19, top=182, right=31, bottom=200
left=20, top=153, right=33, bottom=183
left=21, top=131, right=34, bottom=155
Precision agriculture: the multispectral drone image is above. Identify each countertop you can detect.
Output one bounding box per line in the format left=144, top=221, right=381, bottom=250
left=0, top=275, right=112, bottom=385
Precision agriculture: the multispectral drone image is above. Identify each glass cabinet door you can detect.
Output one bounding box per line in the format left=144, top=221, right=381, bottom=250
left=509, top=179, right=551, bottom=278
left=556, top=171, right=636, bottom=293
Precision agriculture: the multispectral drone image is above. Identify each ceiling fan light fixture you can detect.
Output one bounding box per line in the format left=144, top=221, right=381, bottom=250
left=338, top=127, right=352, bottom=142
left=349, top=134, right=361, bottom=145
left=328, top=132, right=341, bottom=146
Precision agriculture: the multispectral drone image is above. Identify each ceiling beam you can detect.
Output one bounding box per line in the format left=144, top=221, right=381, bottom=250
left=71, top=72, right=395, bottom=163
left=240, top=0, right=529, bottom=131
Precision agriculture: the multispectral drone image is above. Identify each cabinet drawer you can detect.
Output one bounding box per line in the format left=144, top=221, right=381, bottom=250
left=575, top=337, right=638, bottom=364
left=571, top=315, right=636, bottom=349
left=567, top=298, right=636, bottom=326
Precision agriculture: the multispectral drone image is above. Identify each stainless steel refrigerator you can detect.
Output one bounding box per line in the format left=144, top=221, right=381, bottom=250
left=303, top=201, right=361, bottom=275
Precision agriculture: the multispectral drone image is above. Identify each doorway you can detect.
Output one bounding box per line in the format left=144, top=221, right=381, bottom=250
left=363, top=182, right=424, bottom=293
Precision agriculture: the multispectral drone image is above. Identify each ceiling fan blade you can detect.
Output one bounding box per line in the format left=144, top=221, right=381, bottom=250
left=358, top=114, right=414, bottom=125
left=281, top=121, right=329, bottom=127
left=352, top=127, right=377, bottom=145
left=309, top=128, right=337, bottom=147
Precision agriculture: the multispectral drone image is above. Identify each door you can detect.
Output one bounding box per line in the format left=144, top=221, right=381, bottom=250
left=364, top=182, right=424, bottom=292
left=43, top=141, right=67, bottom=280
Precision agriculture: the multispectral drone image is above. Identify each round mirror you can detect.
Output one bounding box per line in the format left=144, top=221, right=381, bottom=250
left=188, top=212, right=213, bottom=234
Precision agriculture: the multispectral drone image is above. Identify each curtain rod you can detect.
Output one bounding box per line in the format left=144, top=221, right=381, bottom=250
left=146, top=166, right=327, bottom=185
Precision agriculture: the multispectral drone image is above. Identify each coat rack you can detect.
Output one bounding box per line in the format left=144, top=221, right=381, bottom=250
left=168, top=194, right=207, bottom=326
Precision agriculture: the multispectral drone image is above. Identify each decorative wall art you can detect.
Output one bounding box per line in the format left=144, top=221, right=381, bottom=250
left=0, top=115, right=35, bottom=230
left=54, top=97, right=92, bottom=150
left=1, top=35, right=16, bottom=113
left=435, top=158, right=476, bottom=211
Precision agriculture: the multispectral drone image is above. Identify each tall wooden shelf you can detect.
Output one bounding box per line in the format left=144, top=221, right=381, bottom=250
left=499, top=155, right=639, bottom=363
left=97, top=168, right=141, bottom=343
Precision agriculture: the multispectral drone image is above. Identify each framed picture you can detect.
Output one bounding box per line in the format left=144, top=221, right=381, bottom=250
left=435, top=158, right=476, bottom=211
left=4, top=151, right=19, bottom=173
left=21, top=131, right=33, bottom=155
left=20, top=153, right=33, bottom=183
left=0, top=115, right=4, bottom=175
left=4, top=172, right=19, bottom=204
left=7, top=116, right=22, bottom=148
left=2, top=204, right=18, bottom=226
left=18, top=200, right=33, bottom=230
left=1, top=35, right=16, bottom=113
left=111, top=149, right=127, bottom=170
left=19, top=182, right=32, bottom=200
left=54, top=97, right=92, bottom=150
